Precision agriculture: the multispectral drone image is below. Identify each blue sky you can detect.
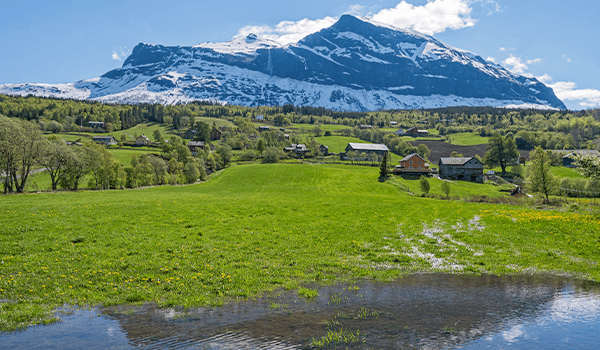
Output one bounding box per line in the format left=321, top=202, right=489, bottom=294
left=0, top=0, right=599, bottom=110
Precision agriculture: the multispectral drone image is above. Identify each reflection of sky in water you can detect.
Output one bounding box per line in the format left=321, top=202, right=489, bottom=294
left=2, top=276, right=599, bottom=349
left=463, top=290, right=600, bottom=349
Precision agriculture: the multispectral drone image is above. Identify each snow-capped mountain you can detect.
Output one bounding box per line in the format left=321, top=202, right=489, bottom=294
left=0, top=15, right=566, bottom=110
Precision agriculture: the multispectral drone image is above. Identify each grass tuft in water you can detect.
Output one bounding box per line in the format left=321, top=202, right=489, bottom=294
left=310, top=328, right=363, bottom=349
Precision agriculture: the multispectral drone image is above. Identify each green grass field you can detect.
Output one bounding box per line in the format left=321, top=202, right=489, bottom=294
left=290, top=123, right=351, bottom=132
left=107, top=148, right=160, bottom=166
left=550, top=166, right=585, bottom=179
left=446, top=133, right=489, bottom=146
left=1, top=164, right=599, bottom=332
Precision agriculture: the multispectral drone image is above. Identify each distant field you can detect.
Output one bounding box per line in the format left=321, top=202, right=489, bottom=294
left=549, top=166, right=585, bottom=179
left=446, top=133, right=488, bottom=146
left=313, top=135, right=369, bottom=154
left=290, top=123, right=352, bottom=132
left=1, top=163, right=599, bottom=332
left=108, top=148, right=160, bottom=166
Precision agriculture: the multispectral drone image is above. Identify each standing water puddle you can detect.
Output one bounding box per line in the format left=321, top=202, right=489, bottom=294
left=2, top=274, right=599, bottom=349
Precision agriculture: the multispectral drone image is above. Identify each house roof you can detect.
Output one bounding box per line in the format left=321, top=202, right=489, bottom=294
left=439, top=157, right=477, bottom=165
left=417, top=130, right=428, bottom=133
left=400, top=153, right=426, bottom=163
left=188, top=141, right=205, bottom=147
left=561, top=150, right=600, bottom=158
left=347, top=143, right=389, bottom=152
left=285, top=144, right=308, bottom=152
left=320, top=145, right=329, bottom=149
left=137, top=134, right=150, bottom=141
left=92, top=135, right=114, bottom=140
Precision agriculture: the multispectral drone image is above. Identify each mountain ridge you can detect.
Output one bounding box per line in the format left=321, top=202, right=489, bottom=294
left=0, top=15, right=566, bottom=111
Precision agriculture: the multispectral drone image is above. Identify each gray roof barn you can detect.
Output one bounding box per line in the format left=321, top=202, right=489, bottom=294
left=346, top=143, right=389, bottom=152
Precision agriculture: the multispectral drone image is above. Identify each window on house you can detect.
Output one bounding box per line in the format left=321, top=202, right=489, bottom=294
left=409, top=161, right=413, bottom=164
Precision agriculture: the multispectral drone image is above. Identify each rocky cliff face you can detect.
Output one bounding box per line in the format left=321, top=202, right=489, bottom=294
left=0, top=15, right=566, bottom=110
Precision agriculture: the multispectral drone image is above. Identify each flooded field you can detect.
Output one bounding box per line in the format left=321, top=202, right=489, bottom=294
left=2, top=274, right=599, bottom=349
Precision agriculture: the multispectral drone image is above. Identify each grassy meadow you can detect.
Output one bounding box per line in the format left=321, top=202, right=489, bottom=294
left=446, top=132, right=488, bottom=146
left=1, top=163, right=600, bottom=332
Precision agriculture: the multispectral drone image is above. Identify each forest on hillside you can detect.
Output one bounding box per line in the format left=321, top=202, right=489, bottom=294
left=1, top=95, right=599, bottom=150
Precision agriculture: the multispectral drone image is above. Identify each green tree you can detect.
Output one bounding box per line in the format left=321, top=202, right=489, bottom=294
left=256, top=139, right=266, bottom=154
left=574, top=154, right=600, bottom=180
left=527, top=147, right=556, bottom=203
left=40, top=138, right=73, bottom=191
left=184, top=161, right=200, bottom=183
left=420, top=175, right=430, bottom=195
left=379, top=151, right=389, bottom=178
left=153, top=129, right=163, bottom=142
left=263, top=146, right=284, bottom=163
left=441, top=181, right=451, bottom=199
left=0, top=116, right=46, bottom=193
left=312, top=125, right=323, bottom=137
left=417, top=144, right=430, bottom=160
left=216, top=145, right=232, bottom=168
left=483, top=133, right=519, bottom=174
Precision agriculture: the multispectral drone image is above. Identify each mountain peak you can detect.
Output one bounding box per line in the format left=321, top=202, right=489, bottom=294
left=0, top=16, right=566, bottom=110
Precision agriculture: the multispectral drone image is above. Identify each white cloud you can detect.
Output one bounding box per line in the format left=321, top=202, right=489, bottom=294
left=236, top=17, right=338, bottom=46
left=347, top=4, right=364, bottom=16
left=486, top=56, right=496, bottom=63
left=499, top=47, right=515, bottom=52
left=111, top=47, right=131, bottom=61
left=235, top=0, right=481, bottom=45
left=536, top=73, right=552, bottom=84
left=501, top=55, right=541, bottom=75
left=541, top=74, right=600, bottom=109
left=370, top=0, right=477, bottom=36
left=502, top=55, right=528, bottom=74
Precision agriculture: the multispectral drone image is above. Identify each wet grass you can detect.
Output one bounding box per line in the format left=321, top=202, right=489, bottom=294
left=1, top=163, right=600, bottom=332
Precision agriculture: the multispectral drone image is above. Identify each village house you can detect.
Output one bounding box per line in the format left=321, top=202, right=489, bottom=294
left=88, top=121, right=104, bottom=131
left=405, top=127, right=429, bottom=137
left=343, top=143, right=389, bottom=160
left=392, top=153, right=431, bottom=178
left=319, top=144, right=329, bottom=156
left=284, top=144, right=309, bottom=157
left=183, top=128, right=197, bottom=140
left=389, top=121, right=398, bottom=126
left=258, top=126, right=270, bottom=132
left=438, top=157, right=484, bottom=182
left=187, top=141, right=205, bottom=156
left=136, top=134, right=150, bottom=145
left=393, top=129, right=406, bottom=136
left=256, top=114, right=264, bottom=120
left=92, top=135, right=117, bottom=146
left=209, top=128, right=222, bottom=141
left=359, top=125, right=373, bottom=129
left=561, top=150, right=600, bottom=167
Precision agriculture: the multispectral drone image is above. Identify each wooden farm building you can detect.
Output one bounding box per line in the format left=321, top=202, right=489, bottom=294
left=209, top=128, right=222, bottom=141
left=561, top=150, right=600, bottom=167
left=343, top=143, right=389, bottom=160
left=319, top=144, right=330, bottom=156
left=136, top=134, right=150, bottom=145
left=92, top=135, right=117, bottom=146
left=438, top=157, right=484, bottom=182
left=284, top=144, right=309, bottom=157
left=187, top=141, right=205, bottom=156
left=405, top=127, right=428, bottom=137
left=392, top=153, right=431, bottom=178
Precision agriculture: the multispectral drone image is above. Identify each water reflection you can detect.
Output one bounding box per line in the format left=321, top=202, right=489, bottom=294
left=2, top=274, right=599, bottom=349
